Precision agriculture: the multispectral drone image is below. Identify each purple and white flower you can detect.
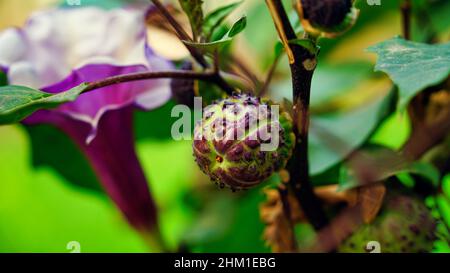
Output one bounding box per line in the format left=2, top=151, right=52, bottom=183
left=0, top=7, right=173, bottom=235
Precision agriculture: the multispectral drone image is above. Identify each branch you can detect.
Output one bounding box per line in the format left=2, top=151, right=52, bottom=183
left=150, top=0, right=208, bottom=68
left=83, top=70, right=216, bottom=93
left=301, top=205, right=364, bottom=253
left=150, top=0, right=236, bottom=95
left=229, top=54, right=261, bottom=91
left=402, top=107, right=450, bottom=161
left=401, top=0, right=412, bottom=40
left=259, top=51, right=282, bottom=96
left=278, top=184, right=299, bottom=252
left=401, top=0, right=449, bottom=162
left=266, top=0, right=328, bottom=230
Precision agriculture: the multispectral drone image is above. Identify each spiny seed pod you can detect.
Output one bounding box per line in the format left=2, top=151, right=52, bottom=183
left=193, top=94, right=295, bottom=191
left=171, top=61, right=196, bottom=108
left=294, top=0, right=358, bottom=38
left=339, top=194, right=437, bottom=253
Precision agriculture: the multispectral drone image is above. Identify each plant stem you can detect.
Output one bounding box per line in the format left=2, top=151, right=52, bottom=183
left=149, top=0, right=236, bottom=95
left=400, top=0, right=450, bottom=161
left=401, top=0, right=412, bottom=40
left=83, top=70, right=216, bottom=93
left=150, top=0, right=208, bottom=68
left=278, top=184, right=298, bottom=252
left=402, top=112, right=450, bottom=161
left=266, top=0, right=328, bottom=230
left=259, top=51, right=282, bottom=96
left=230, top=54, right=261, bottom=91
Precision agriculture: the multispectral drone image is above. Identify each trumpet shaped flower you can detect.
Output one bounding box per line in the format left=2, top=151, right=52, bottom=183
left=0, top=7, right=172, bottom=236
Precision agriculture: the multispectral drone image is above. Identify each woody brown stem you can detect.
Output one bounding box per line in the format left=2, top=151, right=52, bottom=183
left=401, top=0, right=412, bottom=40
left=83, top=70, right=217, bottom=93
left=266, top=0, right=328, bottom=230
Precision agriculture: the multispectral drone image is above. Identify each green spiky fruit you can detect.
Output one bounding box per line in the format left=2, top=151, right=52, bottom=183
left=193, top=94, right=295, bottom=190
left=339, top=194, right=437, bottom=253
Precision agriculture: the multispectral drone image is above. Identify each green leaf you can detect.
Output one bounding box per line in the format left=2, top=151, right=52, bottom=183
left=61, top=0, right=126, bottom=9
left=270, top=62, right=395, bottom=175
left=203, top=1, right=242, bottom=40
left=0, top=125, right=147, bottom=252
left=227, top=15, right=247, bottom=37
left=0, top=71, right=7, bottom=87
left=0, top=83, right=88, bottom=125
left=209, top=24, right=230, bottom=42
left=338, top=147, right=440, bottom=190
left=310, top=62, right=374, bottom=109
left=183, top=38, right=232, bottom=53
left=25, top=124, right=102, bottom=193
left=188, top=189, right=269, bottom=252
left=429, top=1, right=450, bottom=35
left=182, top=195, right=234, bottom=246
left=368, top=37, right=450, bottom=109
left=243, top=2, right=278, bottom=69
left=289, top=38, right=320, bottom=55
left=179, top=0, right=204, bottom=40
left=135, top=100, right=179, bottom=140
left=183, top=16, right=246, bottom=54
left=437, top=190, right=450, bottom=228
left=274, top=41, right=284, bottom=59
left=197, top=80, right=225, bottom=105
left=369, top=110, right=411, bottom=150
left=413, top=0, right=450, bottom=40
left=270, top=61, right=376, bottom=110
left=137, top=140, right=199, bottom=249
left=309, top=88, right=395, bottom=175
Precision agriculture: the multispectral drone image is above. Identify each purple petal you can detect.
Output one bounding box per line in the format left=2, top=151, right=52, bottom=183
left=0, top=65, right=7, bottom=74
left=39, top=106, right=158, bottom=232
left=4, top=7, right=176, bottom=237
left=23, top=63, right=170, bottom=233
left=25, top=63, right=171, bottom=144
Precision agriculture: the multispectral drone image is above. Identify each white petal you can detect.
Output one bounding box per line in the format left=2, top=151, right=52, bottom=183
left=135, top=81, right=172, bottom=110
left=0, top=29, right=27, bottom=65
left=8, top=61, right=42, bottom=88
left=0, top=7, right=170, bottom=89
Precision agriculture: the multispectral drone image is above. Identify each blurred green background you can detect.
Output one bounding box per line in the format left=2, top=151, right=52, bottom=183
left=0, top=0, right=448, bottom=252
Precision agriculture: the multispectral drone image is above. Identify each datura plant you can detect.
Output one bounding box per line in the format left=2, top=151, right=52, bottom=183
left=0, top=0, right=449, bottom=254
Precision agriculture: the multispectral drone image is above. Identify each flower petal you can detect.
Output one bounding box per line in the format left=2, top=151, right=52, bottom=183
left=0, top=28, right=27, bottom=65
left=25, top=63, right=171, bottom=144
left=2, top=7, right=157, bottom=88
left=44, top=106, right=158, bottom=232
left=6, top=7, right=174, bottom=236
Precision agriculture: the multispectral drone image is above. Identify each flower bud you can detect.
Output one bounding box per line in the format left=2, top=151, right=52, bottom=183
left=294, top=0, right=358, bottom=38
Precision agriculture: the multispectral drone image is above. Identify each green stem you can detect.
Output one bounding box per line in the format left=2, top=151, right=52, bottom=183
left=150, top=0, right=208, bottom=68
left=149, top=0, right=236, bottom=94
